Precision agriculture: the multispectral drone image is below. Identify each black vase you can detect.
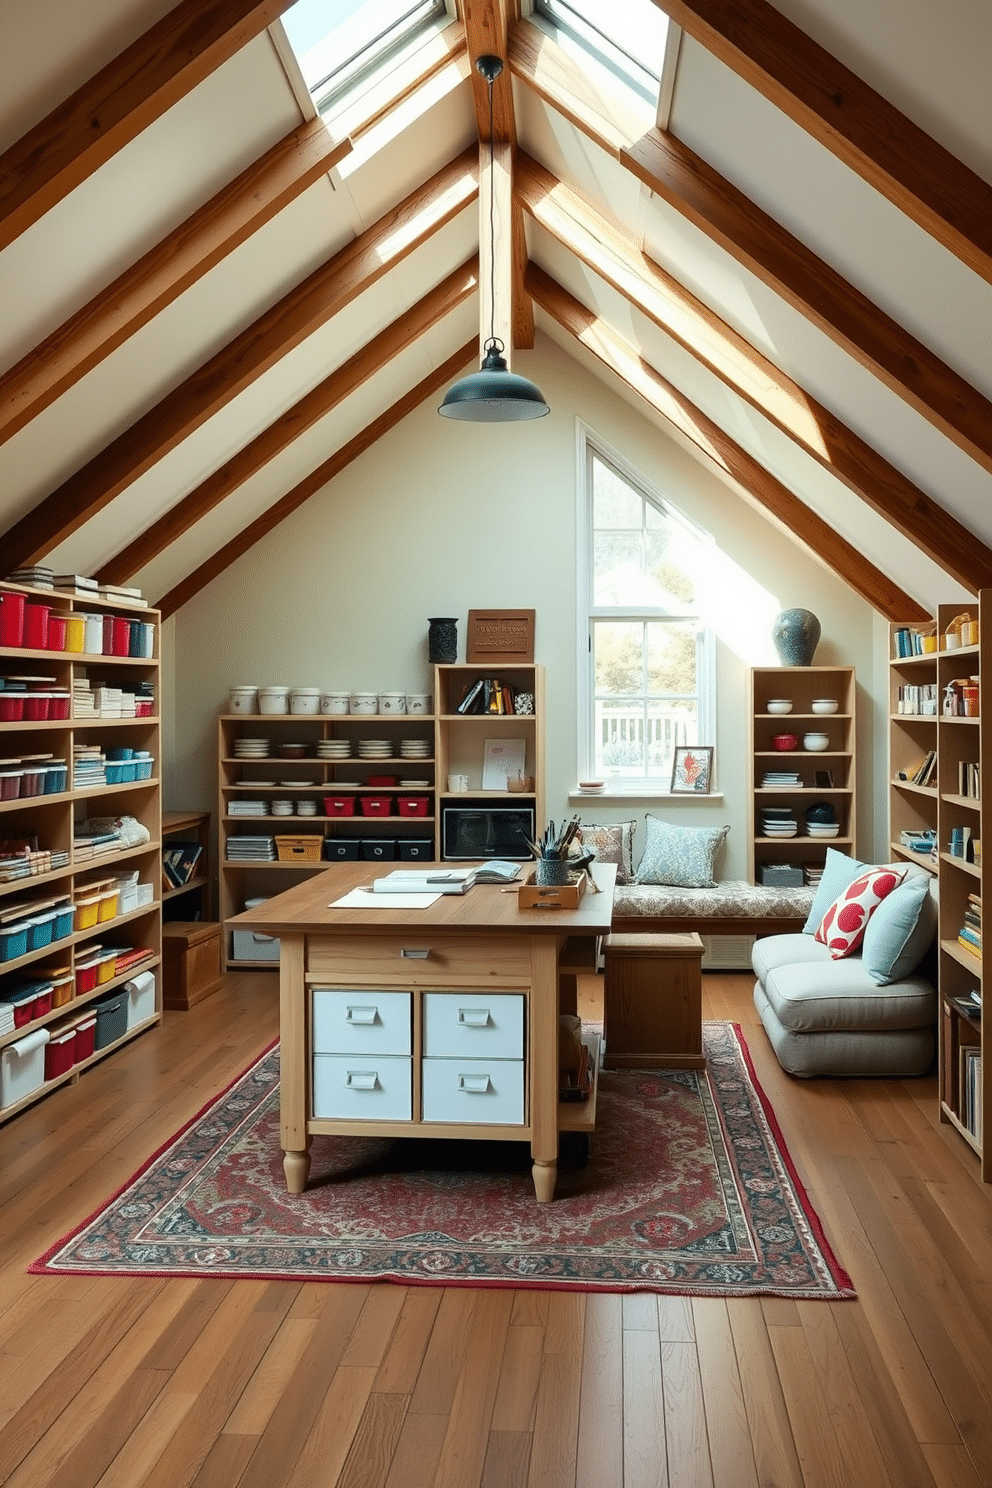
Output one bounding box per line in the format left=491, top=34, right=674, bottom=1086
left=772, top=608, right=820, bottom=667
left=427, top=617, right=458, bottom=664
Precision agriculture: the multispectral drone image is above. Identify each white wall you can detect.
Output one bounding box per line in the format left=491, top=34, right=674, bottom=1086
left=167, top=335, right=892, bottom=880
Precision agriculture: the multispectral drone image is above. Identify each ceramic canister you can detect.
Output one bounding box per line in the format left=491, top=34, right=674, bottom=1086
left=320, top=692, right=350, bottom=714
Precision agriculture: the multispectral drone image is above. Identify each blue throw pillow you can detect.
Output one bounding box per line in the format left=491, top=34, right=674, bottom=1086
left=802, top=849, right=867, bottom=933
left=861, top=872, right=936, bottom=984
left=634, top=816, right=729, bottom=888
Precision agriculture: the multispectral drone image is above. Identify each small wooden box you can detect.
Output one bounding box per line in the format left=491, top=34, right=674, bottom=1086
left=517, top=869, right=586, bottom=911
left=603, top=931, right=705, bottom=1069
left=162, top=921, right=223, bottom=1010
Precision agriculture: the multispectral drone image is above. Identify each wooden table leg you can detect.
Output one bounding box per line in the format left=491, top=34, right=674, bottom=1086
left=279, top=933, right=310, bottom=1192
left=284, top=1144, right=312, bottom=1194
left=529, top=936, right=561, bottom=1202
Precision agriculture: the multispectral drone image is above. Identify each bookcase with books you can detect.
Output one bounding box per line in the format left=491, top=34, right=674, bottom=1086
left=888, top=620, right=940, bottom=876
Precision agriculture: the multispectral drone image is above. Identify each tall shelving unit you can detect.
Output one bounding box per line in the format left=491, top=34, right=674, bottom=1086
left=0, top=580, right=162, bottom=1124
left=218, top=664, right=546, bottom=970
left=747, top=665, right=857, bottom=886
left=888, top=624, right=939, bottom=875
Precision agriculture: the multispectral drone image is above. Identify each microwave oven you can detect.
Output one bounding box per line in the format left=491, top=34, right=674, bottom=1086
left=442, top=805, right=535, bottom=860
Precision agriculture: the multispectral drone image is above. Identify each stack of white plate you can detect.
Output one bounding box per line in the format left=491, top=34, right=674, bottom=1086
left=229, top=799, right=268, bottom=816
left=318, top=739, right=351, bottom=759
left=271, top=800, right=294, bottom=816
left=399, top=778, right=430, bottom=787
left=233, top=737, right=270, bottom=758
left=807, top=822, right=840, bottom=838
left=399, top=738, right=431, bottom=759
left=280, top=778, right=317, bottom=788
left=764, top=823, right=798, bottom=837
left=357, top=739, right=392, bottom=758
left=296, top=800, right=318, bottom=816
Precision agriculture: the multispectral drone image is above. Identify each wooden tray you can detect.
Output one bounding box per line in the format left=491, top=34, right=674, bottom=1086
left=517, top=868, right=586, bottom=910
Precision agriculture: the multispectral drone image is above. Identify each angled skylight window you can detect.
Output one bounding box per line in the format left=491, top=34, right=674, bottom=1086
left=533, top=0, right=671, bottom=106
left=282, top=0, right=449, bottom=117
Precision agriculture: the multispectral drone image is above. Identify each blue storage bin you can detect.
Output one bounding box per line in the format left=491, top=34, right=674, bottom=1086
left=43, top=763, right=67, bottom=793
left=104, top=747, right=134, bottom=761
left=134, top=757, right=153, bottom=779
left=0, top=922, right=30, bottom=961
left=104, top=762, right=125, bottom=784
left=26, top=912, right=56, bottom=950
left=52, top=903, right=75, bottom=939
left=120, top=762, right=137, bottom=782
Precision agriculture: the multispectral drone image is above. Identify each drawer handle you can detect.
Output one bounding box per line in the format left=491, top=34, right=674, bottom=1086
left=458, top=1007, right=492, bottom=1028
left=346, top=1070, right=380, bottom=1091
left=346, top=1005, right=379, bottom=1025
left=399, top=948, right=430, bottom=959
left=458, top=1073, right=493, bottom=1095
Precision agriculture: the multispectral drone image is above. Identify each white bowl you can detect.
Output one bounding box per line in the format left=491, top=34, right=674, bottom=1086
left=803, top=732, right=830, bottom=751
left=766, top=700, right=792, bottom=714
left=811, top=699, right=838, bottom=714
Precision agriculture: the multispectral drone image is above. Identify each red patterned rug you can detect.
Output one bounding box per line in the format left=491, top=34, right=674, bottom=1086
left=31, top=1023, right=854, bottom=1297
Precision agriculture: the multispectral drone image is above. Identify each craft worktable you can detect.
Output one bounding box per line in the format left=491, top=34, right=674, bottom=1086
left=231, top=861, right=616, bottom=1201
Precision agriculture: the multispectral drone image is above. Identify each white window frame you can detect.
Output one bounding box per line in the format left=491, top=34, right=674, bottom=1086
left=575, top=423, right=716, bottom=796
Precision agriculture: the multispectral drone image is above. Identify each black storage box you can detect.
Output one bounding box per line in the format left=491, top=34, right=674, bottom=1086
left=399, top=838, right=434, bottom=861
left=324, top=838, right=361, bottom=861
left=93, top=989, right=129, bottom=1049
left=362, top=839, right=396, bottom=861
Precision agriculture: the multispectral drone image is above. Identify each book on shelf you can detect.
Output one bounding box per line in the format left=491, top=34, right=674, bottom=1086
left=957, top=924, right=982, bottom=955
left=559, top=1040, right=591, bottom=1102
left=162, top=841, right=202, bottom=889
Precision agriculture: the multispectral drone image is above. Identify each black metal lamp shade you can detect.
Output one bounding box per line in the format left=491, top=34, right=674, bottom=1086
left=438, top=339, right=550, bottom=422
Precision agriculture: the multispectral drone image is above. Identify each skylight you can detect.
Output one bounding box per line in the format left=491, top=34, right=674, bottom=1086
left=533, top=0, right=670, bottom=105
left=281, top=0, right=448, bottom=116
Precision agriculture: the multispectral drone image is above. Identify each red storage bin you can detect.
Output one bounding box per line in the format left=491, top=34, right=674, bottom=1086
left=112, top=617, right=131, bottom=656
left=323, top=797, right=355, bottom=817
left=0, top=695, right=25, bottom=721
left=48, top=692, right=70, bottom=719
left=0, top=591, right=25, bottom=646
left=46, top=613, right=68, bottom=650
left=73, top=1014, right=96, bottom=1062
left=360, top=796, right=393, bottom=817
left=75, top=959, right=100, bottom=995
left=397, top=796, right=430, bottom=817
left=23, top=692, right=50, bottom=720
left=45, top=1027, right=76, bottom=1080
left=23, top=603, right=49, bottom=648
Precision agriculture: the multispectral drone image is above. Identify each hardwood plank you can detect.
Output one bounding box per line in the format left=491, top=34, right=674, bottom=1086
left=481, top=1429, right=533, bottom=1488
left=340, top=1286, right=410, bottom=1369
left=657, top=1295, right=694, bottom=1343
left=727, top=1298, right=805, bottom=1487
left=691, top=1299, right=759, bottom=1488
left=383, top=1412, right=448, bottom=1488
left=528, top=1294, right=584, bottom=1488
left=622, top=1327, right=668, bottom=1488
left=373, top=1287, right=444, bottom=1396
left=0, top=0, right=296, bottom=251
left=276, top=1364, right=377, bottom=1488
left=767, top=1321, right=853, bottom=1488
left=575, top=1294, right=623, bottom=1488
left=661, top=1340, right=713, bottom=1488
left=660, top=0, right=992, bottom=281
left=408, top=1288, right=478, bottom=1416
left=490, top=1325, right=544, bottom=1432
left=221, top=1316, right=319, bottom=1436
left=921, top=1442, right=987, bottom=1488
left=433, top=1289, right=514, bottom=1488
left=337, top=1390, right=410, bottom=1488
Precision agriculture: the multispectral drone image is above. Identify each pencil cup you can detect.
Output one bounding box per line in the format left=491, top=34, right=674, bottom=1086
left=535, top=858, right=572, bottom=887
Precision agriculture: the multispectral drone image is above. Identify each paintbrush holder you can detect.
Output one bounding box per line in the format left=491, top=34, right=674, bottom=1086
left=534, top=857, right=573, bottom=887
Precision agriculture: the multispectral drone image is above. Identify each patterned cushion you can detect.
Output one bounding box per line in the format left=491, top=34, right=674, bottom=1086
left=861, top=873, right=937, bottom=984
left=634, top=816, right=729, bottom=889
left=577, top=821, right=635, bottom=884
left=815, top=866, right=907, bottom=958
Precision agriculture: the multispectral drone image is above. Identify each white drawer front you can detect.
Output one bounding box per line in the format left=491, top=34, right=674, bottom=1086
left=423, top=992, right=524, bottom=1060
left=421, top=1057, right=525, bottom=1125
left=312, top=989, right=412, bottom=1055
left=313, top=1055, right=412, bottom=1120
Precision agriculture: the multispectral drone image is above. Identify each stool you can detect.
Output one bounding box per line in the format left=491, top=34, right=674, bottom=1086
left=162, top=921, right=223, bottom=1010
left=603, top=931, right=705, bottom=1069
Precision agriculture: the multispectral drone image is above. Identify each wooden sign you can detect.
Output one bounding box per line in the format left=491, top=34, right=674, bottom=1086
left=466, top=609, right=535, bottom=663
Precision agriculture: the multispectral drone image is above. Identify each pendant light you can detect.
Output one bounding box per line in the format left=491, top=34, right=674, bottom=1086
left=438, top=55, right=550, bottom=422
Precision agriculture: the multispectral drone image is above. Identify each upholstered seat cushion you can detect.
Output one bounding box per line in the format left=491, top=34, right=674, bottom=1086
left=613, top=881, right=813, bottom=921
left=760, top=957, right=937, bottom=1034
left=753, top=984, right=935, bottom=1078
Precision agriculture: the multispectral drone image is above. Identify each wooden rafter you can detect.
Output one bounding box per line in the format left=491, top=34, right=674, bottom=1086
left=0, top=119, right=352, bottom=447
left=527, top=263, right=930, bottom=623
left=0, top=0, right=296, bottom=252
left=509, top=20, right=992, bottom=478
left=516, top=152, right=992, bottom=594
left=657, top=0, right=992, bottom=283
left=99, top=262, right=478, bottom=583
left=0, top=148, right=479, bottom=567
left=156, top=342, right=477, bottom=618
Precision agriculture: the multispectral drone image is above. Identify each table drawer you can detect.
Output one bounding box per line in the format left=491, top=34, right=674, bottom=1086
left=312, top=988, right=411, bottom=1055
left=307, top=933, right=530, bottom=983
left=423, top=992, right=524, bottom=1060
left=313, top=1054, right=412, bottom=1120
left=421, top=1056, right=525, bottom=1125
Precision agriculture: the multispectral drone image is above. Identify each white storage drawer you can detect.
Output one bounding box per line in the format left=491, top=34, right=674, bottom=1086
left=312, top=989, right=411, bottom=1056
left=423, top=992, right=524, bottom=1060
left=421, top=1056, right=525, bottom=1125
left=312, top=1054, right=412, bottom=1120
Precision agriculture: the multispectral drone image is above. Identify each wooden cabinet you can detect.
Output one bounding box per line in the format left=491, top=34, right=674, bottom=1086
left=0, top=580, right=161, bottom=1124
left=747, top=665, right=856, bottom=886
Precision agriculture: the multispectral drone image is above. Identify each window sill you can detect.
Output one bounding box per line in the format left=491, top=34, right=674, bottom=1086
left=569, top=787, right=725, bottom=804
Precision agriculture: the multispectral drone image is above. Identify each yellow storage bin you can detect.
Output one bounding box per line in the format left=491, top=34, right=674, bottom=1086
left=50, top=973, right=74, bottom=1007
left=63, top=614, right=86, bottom=652
left=95, top=950, right=117, bottom=984
left=75, top=895, right=101, bottom=930
left=97, top=889, right=119, bottom=922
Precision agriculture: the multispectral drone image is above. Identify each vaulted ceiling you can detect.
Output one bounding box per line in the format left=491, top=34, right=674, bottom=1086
left=1, top=0, right=990, bottom=624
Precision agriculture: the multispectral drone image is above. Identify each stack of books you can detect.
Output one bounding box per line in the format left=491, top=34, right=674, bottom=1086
left=455, top=678, right=518, bottom=714
left=958, top=894, right=982, bottom=958
left=72, top=745, right=106, bottom=788
left=5, top=565, right=54, bottom=588
left=53, top=574, right=98, bottom=597
left=225, top=835, right=276, bottom=861
left=163, top=841, right=203, bottom=888
left=98, top=583, right=146, bottom=606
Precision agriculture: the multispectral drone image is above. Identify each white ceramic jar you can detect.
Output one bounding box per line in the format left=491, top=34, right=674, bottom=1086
left=406, top=693, right=432, bottom=714
left=320, top=692, right=350, bottom=714
left=350, top=693, right=378, bottom=714
left=289, top=687, right=320, bottom=715
left=84, top=613, right=104, bottom=654
left=258, top=686, right=290, bottom=715
left=378, top=692, right=406, bottom=714
left=229, top=686, right=258, bottom=714
left=803, top=732, right=830, bottom=751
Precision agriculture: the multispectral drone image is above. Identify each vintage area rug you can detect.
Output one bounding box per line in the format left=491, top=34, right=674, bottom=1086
left=31, top=1023, right=854, bottom=1297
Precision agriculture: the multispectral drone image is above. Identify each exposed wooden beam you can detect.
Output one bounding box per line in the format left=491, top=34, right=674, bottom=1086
left=478, top=139, right=514, bottom=361
left=156, top=341, right=477, bottom=618
left=0, top=148, right=479, bottom=567
left=99, top=262, right=478, bottom=582
left=510, top=21, right=992, bottom=477
left=463, top=0, right=513, bottom=141
left=0, top=0, right=296, bottom=252
left=516, top=152, right=992, bottom=594
left=527, top=262, right=930, bottom=622
left=656, top=0, right=992, bottom=283
left=0, top=119, right=351, bottom=447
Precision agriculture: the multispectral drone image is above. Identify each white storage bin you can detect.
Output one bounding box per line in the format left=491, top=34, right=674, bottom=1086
left=312, top=989, right=411, bottom=1056
left=126, top=970, right=156, bottom=1028
left=423, top=992, right=524, bottom=1060
left=289, top=688, right=320, bottom=715
left=84, top=613, right=104, bottom=653
left=421, top=1056, right=525, bottom=1125
left=258, top=686, right=290, bottom=715
left=320, top=692, right=350, bottom=714
left=229, top=686, right=258, bottom=714
left=232, top=897, right=280, bottom=961
left=312, top=1054, right=412, bottom=1119
left=1, top=1027, right=50, bottom=1108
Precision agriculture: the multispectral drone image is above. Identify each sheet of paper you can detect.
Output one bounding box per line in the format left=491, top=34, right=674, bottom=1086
left=329, top=889, right=442, bottom=909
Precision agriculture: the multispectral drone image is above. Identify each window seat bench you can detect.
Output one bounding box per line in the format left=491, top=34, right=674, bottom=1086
left=610, top=881, right=814, bottom=938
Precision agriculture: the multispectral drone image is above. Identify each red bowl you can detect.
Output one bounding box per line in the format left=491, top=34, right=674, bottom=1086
left=772, top=733, right=799, bottom=750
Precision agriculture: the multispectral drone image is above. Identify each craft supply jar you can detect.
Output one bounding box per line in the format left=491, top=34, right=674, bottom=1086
left=534, top=858, right=572, bottom=887
left=258, top=686, right=290, bottom=715
left=229, top=686, right=258, bottom=714
left=320, top=692, right=349, bottom=714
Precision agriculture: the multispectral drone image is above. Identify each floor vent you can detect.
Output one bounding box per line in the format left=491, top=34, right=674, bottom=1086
left=700, top=934, right=755, bottom=971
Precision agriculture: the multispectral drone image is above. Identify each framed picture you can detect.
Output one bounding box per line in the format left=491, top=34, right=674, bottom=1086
left=670, top=746, right=714, bottom=794
left=813, top=768, right=835, bottom=788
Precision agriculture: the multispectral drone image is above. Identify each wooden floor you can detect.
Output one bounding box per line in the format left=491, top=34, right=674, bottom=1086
left=1, top=970, right=990, bottom=1488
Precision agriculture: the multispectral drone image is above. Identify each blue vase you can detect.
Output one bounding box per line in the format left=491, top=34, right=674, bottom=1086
left=772, top=609, right=820, bottom=667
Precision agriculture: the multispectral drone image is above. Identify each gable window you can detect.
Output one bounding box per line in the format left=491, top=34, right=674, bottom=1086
left=577, top=436, right=715, bottom=792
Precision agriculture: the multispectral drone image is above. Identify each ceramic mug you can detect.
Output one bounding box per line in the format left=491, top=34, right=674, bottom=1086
left=448, top=773, right=469, bottom=793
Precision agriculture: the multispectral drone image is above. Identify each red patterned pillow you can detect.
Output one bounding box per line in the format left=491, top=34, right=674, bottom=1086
left=815, top=866, right=907, bottom=958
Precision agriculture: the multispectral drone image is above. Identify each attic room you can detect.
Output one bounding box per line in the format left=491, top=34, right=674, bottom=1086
left=1, top=0, right=991, bottom=1483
